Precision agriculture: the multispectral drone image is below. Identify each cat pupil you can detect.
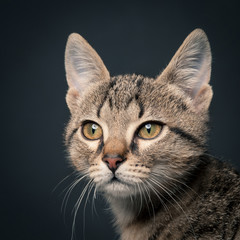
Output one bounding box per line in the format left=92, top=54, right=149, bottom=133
left=145, top=124, right=151, bottom=134
left=92, top=124, right=98, bottom=134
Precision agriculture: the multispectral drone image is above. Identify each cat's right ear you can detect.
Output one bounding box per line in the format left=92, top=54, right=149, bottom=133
left=65, top=33, right=110, bottom=113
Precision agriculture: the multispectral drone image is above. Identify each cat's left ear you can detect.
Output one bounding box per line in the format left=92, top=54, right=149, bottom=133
left=158, top=29, right=213, bottom=113
left=65, top=33, right=110, bottom=112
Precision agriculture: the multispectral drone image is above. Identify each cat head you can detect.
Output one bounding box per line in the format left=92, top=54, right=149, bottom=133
left=64, top=29, right=212, bottom=199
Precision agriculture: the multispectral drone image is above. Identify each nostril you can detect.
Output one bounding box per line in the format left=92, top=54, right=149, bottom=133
left=105, top=158, right=122, bottom=169
left=102, top=154, right=125, bottom=172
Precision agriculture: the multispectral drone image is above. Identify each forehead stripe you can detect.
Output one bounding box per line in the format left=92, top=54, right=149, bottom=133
left=97, top=92, right=108, bottom=118
left=138, top=102, right=144, bottom=118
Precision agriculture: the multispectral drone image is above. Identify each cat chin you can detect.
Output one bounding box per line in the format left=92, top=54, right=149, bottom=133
left=98, top=180, right=137, bottom=198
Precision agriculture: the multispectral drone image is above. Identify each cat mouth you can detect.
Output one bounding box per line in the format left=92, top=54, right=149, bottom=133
left=111, top=176, right=119, bottom=182
left=96, top=172, right=138, bottom=197
left=108, top=175, right=133, bottom=188
left=109, top=175, right=125, bottom=184
left=106, top=174, right=127, bottom=186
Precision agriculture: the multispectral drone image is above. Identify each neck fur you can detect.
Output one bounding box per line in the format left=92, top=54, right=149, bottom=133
left=106, top=192, right=160, bottom=231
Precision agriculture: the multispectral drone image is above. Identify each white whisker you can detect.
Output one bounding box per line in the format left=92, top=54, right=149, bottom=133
left=145, top=179, right=172, bottom=219
left=91, top=185, right=98, bottom=217
left=62, top=173, right=88, bottom=216
left=141, top=181, right=156, bottom=222
left=82, top=181, right=95, bottom=239
left=151, top=172, right=200, bottom=199
left=71, top=179, right=93, bottom=240
left=52, top=171, right=75, bottom=193
left=138, top=182, right=152, bottom=219
left=136, top=182, right=143, bottom=216
left=149, top=176, right=197, bottom=240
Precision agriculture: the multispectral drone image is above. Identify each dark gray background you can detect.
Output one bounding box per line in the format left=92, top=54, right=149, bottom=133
left=1, top=1, right=240, bottom=240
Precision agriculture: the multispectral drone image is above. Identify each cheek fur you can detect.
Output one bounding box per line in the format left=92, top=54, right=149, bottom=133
left=68, top=136, right=97, bottom=172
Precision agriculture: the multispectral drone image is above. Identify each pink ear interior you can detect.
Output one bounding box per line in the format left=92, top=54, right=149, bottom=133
left=192, top=84, right=213, bottom=113
left=157, top=29, right=213, bottom=112
left=65, top=33, right=110, bottom=94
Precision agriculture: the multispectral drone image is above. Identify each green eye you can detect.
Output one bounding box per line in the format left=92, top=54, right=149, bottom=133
left=82, top=122, right=103, bottom=140
left=138, top=123, right=162, bottom=139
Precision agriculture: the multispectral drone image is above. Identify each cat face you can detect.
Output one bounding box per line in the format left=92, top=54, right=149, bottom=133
left=64, top=29, right=212, bottom=199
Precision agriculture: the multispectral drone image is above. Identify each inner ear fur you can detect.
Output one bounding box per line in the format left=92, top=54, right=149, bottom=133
left=158, top=28, right=213, bottom=113
left=64, top=33, right=110, bottom=113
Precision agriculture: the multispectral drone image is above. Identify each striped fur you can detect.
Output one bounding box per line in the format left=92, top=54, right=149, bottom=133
left=64, top=29, right=240, bottom=239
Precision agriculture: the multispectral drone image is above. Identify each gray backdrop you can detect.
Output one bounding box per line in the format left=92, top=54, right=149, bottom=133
left=1, top=1, right=240, bottom=240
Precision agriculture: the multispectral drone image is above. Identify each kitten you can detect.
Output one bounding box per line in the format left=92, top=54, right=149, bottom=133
left=64, top=29, right=240, bottom=239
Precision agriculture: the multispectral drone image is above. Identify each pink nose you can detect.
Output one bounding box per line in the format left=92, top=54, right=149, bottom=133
left=102, top=154, right=124, bottom=172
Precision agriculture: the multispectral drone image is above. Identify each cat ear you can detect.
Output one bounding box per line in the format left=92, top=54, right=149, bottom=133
left=159, top=29, right=213, bottom=112
left=65, top=33, right=110, bottom=112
